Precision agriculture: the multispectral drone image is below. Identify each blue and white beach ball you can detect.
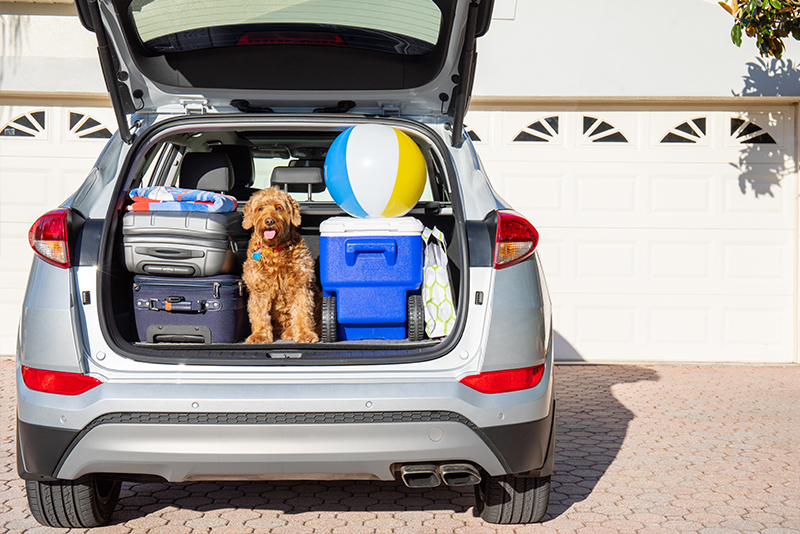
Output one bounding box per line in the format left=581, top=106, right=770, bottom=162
left=324, top=124, right=427, bottom=218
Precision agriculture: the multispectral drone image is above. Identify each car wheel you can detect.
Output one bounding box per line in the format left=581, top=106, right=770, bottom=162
left=26, top=474, right=121, bottom=528
left=474, top=474, right=550, bottom=524
left=321, top=295, right=337, bottom=342
left=407, top=294, right=425, bottom=341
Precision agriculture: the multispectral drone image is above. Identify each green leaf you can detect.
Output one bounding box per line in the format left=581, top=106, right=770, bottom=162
left=732, top=23, right=743, bottom=46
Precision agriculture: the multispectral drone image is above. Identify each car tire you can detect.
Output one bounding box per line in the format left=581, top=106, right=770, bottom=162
left=474, top=474, right=550, bottom=524
left=321, top=295, right=337, bottom=343
left=407, top=294, right=425, bottom=341
left=26, top=474, right=121, bottom=528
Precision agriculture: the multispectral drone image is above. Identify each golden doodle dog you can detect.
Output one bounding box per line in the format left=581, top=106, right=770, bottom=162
left=242, top=187, right=319, bottom=344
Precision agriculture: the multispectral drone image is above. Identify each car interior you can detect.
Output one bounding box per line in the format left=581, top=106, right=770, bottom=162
left=108, top=127, right=463, bottom=349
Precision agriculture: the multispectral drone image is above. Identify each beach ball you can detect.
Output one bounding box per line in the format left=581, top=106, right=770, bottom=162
left=325, top=124, right=426, bottom=218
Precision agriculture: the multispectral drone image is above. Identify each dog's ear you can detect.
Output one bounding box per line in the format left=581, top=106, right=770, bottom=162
left=242, top=199, right=254, bottom=230
left=288, top=196, right=302, bottom=227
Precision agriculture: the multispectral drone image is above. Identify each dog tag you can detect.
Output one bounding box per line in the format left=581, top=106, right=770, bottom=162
left=252, top=251, right=262, bottom=261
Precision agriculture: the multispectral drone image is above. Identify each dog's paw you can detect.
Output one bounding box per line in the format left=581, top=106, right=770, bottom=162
left=246, top=332, right=273, bottom=344
left=292, top=331, right=319, bottom=344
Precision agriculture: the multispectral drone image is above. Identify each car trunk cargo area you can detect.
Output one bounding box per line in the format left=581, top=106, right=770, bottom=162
left=99, top=116, right=467, bottom=365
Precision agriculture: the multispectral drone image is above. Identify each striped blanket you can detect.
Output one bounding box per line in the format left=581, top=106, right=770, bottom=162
left=127, top=186, right=237, bottom=212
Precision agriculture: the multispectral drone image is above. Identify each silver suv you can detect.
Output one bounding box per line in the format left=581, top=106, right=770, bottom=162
left=17, top=0, right=554, bottom=527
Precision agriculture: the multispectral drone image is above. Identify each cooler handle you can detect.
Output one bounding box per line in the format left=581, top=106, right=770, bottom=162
left=344, top=240, right=397, bottom=266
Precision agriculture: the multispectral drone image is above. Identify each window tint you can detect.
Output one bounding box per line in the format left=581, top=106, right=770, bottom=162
left=131, top=0, right=442, bottom=54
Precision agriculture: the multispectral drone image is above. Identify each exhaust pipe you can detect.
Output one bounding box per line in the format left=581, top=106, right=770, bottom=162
left=439, top=463, right=481, bottom=486
left=400, top=464, right=441, bottom=488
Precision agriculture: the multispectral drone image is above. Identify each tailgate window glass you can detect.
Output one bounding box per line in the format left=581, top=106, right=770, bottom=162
left=130, top=0, right=442, bottom=55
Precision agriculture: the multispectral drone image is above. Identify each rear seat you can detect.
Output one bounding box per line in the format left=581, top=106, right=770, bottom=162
left=211, top=145, right=258, bottom=201
left=178, top=152, right=235, bottom=193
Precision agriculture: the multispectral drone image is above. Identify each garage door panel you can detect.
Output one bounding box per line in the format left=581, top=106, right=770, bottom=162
left=500, top=169, right=792, bottom=231
left=650, top=174, right=712, bottom=213
left=553, top=294, right=793, bottom=362
left=576, top=174, right=638, bottom=212
left=475, top=107, right=797, bottom=363
left=537, top=228, right=792, bottom=297
left=0, top=105, right=115, bottom=356
left=1, top=158, right=95, bottom=223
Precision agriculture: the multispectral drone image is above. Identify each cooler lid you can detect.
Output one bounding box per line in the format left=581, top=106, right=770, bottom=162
left=320, top=216, right=424, bottom=235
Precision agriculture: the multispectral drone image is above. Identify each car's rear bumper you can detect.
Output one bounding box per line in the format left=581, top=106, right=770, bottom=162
left=18, top=402, right=554, bottom=483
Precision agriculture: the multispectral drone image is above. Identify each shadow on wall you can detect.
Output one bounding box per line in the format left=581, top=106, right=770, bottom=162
left=737, top=57, right=800, bottom=98
left=0, top=15, right=29, bottom=86
left=733, top=58, right=799, bottom=198
left=553, top=330, right=584, bottom=362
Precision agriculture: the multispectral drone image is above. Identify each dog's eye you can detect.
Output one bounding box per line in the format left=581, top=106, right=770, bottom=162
left=257, top=207, right=263, bottom=212
left=275, top=205, right=283, bottom=211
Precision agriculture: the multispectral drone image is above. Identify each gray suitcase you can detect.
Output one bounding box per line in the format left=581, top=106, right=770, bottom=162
left=122, top=211, right=249, bottom=277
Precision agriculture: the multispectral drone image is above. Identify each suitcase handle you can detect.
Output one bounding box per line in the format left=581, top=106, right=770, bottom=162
left=145, top=298, right=209, bottom=313
left=135, top=247, right=203, bottom=259
left=344, top=240, right=397, bottom=266
left=146, top=325, right=212, bottom=344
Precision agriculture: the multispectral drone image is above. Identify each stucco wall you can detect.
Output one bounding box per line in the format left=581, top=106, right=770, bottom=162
left=473, top=0, right=800, bottom=99
left=0, top=12, right=105, bottom=95
left=2, top=0, right=800, bottom=100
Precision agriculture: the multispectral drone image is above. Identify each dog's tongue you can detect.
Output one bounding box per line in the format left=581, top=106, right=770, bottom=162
left=264, top=229, right=277, bottom=240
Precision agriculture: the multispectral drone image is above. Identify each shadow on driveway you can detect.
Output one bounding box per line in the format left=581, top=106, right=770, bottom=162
left=545, top=364, right=659, bottom=520
left=102, top=365, right=659, bottom=524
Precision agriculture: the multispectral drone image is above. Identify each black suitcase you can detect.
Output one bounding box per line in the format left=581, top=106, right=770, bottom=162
left=132, top=274, right=249, bottom=344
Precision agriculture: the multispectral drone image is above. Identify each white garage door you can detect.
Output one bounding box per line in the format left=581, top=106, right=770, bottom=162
left=0, top=105, right=116, bottom=355
left=466, top=107, right=797, bottom=363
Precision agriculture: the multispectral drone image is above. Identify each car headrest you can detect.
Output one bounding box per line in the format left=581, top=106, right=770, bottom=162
left=210, top=145, right=254, bottom=187
left=178, top=152, right=234, bottom=192
left=271, top=166, right=325, bottom=194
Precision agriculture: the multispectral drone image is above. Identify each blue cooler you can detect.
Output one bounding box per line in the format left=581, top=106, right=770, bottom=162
left=320, top=217, right=424, bottom=340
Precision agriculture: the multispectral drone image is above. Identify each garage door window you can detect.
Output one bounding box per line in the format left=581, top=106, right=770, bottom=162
left=661, top=117, right=707, bottom=144
left=513, top=116, right=559, bottom=143
left=1, top=111, right=46, bottom=139
left=731, top=118, right=776, bottom=144
left=68, top=112, right=113, bottom=140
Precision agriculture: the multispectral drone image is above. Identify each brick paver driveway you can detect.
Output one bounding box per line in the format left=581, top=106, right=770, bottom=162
left=1, top=360, right=798, bottom=533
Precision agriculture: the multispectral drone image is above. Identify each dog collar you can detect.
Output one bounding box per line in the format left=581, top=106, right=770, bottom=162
left=252, top=243, right=287, bottom=261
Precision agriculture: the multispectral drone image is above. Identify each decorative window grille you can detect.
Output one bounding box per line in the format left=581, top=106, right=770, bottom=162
left=583, top=116, right=627, bottom=143
left=69, top=111, right=113, bottom=139
left=730, top=118, right=776, bottom=144
left=660, top=117, right=707, bottom=144
left=1, top=110, right=46, bottom=138
left=513, top=116, right=559, bottom=142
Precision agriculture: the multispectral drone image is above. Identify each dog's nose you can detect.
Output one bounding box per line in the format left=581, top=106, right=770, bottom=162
left=263, top=218, right=275, bottom=226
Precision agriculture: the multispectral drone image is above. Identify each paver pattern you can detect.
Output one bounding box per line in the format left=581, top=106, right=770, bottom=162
left=1, top=360, right=798, bottom=533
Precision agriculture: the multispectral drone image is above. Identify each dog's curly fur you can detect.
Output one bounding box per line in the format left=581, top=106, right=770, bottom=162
left=242, top=187, right=319, bottom=344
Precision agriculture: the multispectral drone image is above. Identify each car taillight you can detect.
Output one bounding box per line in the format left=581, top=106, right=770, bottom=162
left=459, top=365, right=545, bottom=394
left=21, top=365, right=102, bottom=396
left=493, top=210, right=539, bottom=269
left=28, top=208, right=71, bottom=268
